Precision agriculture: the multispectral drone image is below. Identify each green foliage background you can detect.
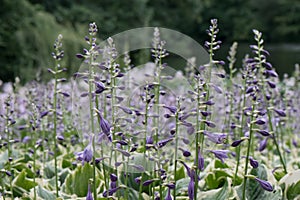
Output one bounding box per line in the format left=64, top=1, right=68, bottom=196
left=0, top=0, right=299, bottom=83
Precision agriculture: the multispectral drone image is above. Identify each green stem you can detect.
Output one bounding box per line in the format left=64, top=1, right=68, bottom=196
left=173, top=100, right=180, bottom=200
left=87, top=39, right=96, bottom=198
left=242, top=104, right=255, bottom=200
left=53, top=60, right=59, bottom=197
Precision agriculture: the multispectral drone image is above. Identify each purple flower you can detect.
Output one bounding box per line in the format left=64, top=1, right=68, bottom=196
left=259, top=137, right=268, bottom=152
left=267, top=81, right=276, bottom=89
left=210, top=150, right=229, bottom=163
left=197, top=148, right=205, bottom=171
left=75, top=143, right=93, bottom=164
left=96, top=110, right=111, bottom=138
left=254, top=119, right=266, bottom=125
left=249, top=157, right=259, bottom=168
left=86, top=184, right=93, bottom=200
left=143, top=179, right=155, bottom=186
left=110, top=173, right=118, bottom=182
left=231, top=139, right=246, bottom=147
left=203, top=120, right=216, bottom=128
left=204, top=131, right=227, bottom=144
left=157, top=138, right=173, bottom=148
left=163, top=105, right=177, bottom=114
left=188, top=178, right=194, bottom=200
left=165, top=187, right=172, bottom=200
left=273, top=109, right=286, bottom=117
left=254, top=178, right=273, bottom=192
left=257, top=130, right=270, bottom=136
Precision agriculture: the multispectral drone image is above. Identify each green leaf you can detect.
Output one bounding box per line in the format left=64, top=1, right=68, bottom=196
left=175, top=178, right=190, bottom=195
left=287, top=181, right=300, bottom=200
left=236, top=164, right=282, bottom=200
left=37, top=185, right=56, bottom=200
left=202, top=179, right=229, bottom=200
left=279, top=169, right=300, bottom=199
left=13, top=169, right=38, bottom=191
left=63, top=163, right=100, bottom=197
left=205, top=169, right=230, bottom=189
left=175, top=166, right=185, bottom=181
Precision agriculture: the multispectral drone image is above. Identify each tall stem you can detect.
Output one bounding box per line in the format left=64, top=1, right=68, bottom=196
left=53, top=60, right=59, bottom=197
left=242, top=104, right=255, bottom=200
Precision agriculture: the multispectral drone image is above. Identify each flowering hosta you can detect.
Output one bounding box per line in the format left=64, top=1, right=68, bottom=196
left=0, top=19, right=300, bottom=200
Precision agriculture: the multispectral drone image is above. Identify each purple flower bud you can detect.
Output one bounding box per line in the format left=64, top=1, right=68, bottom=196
left=257, top=130, right=270, bottom=137
left=249, top=157, right=259, bottom=168
left=188, top=178, right=194, bottom=200
left=86, top=184, right=93, bottom=200
left=76, top=53, right=84, bottom=59
left=97, top=112, right=111, bottom=136
left=165, top=187, right=172, bottom=200
left=200, top=111, right=211, bottom=117
left=118, top=106, right=133, bottom=114
left=255, top=119, right=266, bottom=125
left=267, top=81, right=276, bottom=89
left=203, top=120, right=216, bottom=128
left=56, top=135, right=64, bottom=141
left=293, top=139, right=298, bottom=148
left=110, top=173, right=118, bottom=182
left=134, top=177, right=141, bottom=184
left=274, top=109, right=286, bottom=117
left=231, top=139, right=245, bottom=147
left=203, top=100, right=214, bottom=106
left=265, top=70, right=278, bottom=77
left=197, top=148, right=205, bottom=171
left=163, top=105, right=177, bottom=114
left=40, top=111, right=49, bottom=118
left=246, top=86, right=255, bottom=94
left=259, top=137, right=268, bottom=152
left=264, top=62, right=273, bottom=70
left=166, top=183, right=175, bottom=189
left=254, top=178, right=273, bottom=192
left=6, top=171, right=12, bottom=177
left=157, top=138, right=173, bottom=148
left=143, top=179, right=155, bottom=186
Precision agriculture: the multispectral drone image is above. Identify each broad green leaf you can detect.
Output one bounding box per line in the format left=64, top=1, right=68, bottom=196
left=63, top=163, right=100, bottom=197
left=175, top=166, right=185, bottom=181
left=236, top=164, right=281, bottom=200
left=202, top=179, right=230, bottom=200
left=175, top=178, right=190, bottom=195
left=13, top=169, right=38, bottom=191
left=37, top=185, right=56, bottom=200
left=279, top=169, right=300, bottom=199
left=205, top=169, right=230, bottom=189
left=287, top=181, right=300, bottom=200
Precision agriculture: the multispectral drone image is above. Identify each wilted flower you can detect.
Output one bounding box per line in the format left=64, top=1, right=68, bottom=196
left=254, top=178, right=273, bottom=192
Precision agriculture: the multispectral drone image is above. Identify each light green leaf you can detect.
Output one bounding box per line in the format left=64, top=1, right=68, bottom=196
left=13, top=169, right=38, bottom=191
left=37, top=185, right=56, bottom=200
left=63, top=163, right=100, bottom=197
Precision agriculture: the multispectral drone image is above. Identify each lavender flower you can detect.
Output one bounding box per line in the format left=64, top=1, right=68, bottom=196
left=188, top=178, right=194, bottom=200
left=210, top=150, right=229, bottom=163
left=204, top=131, right=227, bottom=144
left=197, top=148, right=205, bottom=171
left=86, top=184, right=93, bottom=200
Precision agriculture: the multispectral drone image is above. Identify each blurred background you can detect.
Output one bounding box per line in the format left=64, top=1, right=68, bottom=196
left=0, top=0, right=299, bottom=84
